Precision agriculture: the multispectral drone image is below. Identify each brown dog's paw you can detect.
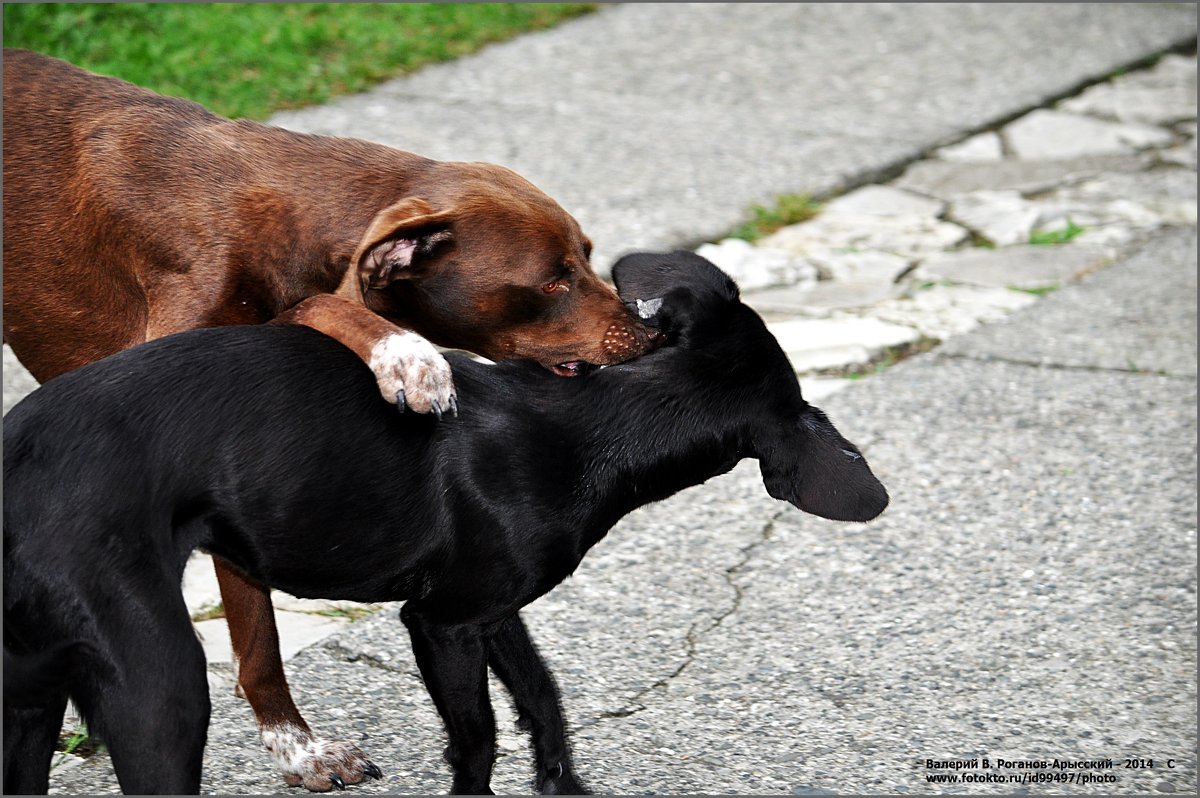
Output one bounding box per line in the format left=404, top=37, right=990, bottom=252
left=262, top=723, right=382, bottom=792
left=368, top=331, right=457, bottom=416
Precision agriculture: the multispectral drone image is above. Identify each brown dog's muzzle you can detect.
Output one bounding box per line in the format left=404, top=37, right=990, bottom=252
left=602, top=317, right=663, bottom=362
left=541, top=313, right=663, bottom=377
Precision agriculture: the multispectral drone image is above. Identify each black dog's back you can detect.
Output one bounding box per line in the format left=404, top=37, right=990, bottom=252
left=6, top=326, right=480, bottom=604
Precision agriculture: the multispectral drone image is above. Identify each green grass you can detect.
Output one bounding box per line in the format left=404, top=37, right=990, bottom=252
left=729, top=193, right=822, bottom=242
left=3, top=3, right=596, bottom=120
left=917, top=279, right=955, bottom=291
left=1009, top=284, right=1060, bottom=297
left=835, top=338, right=940, bottom=380
left=190, top=600, right=376, bottom=622
left=190, top=602, right=225, bottom=622
left=1029, top=219, right=1085, bottom=246
left=305, top=605, right=379, bottom=622
left=54, top=725, right=103, bottom=766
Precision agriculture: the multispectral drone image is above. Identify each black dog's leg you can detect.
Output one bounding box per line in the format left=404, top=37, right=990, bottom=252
left=85, top=595, right=210, bottom=794
left=487, top=614, right=589, bottom=795
left=4, top=696, right=68, bottom=795
left=402, top=607, right=496, bottom=795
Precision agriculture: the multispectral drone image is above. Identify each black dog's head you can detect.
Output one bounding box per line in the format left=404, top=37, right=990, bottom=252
left=612, top=251, right=889, bottom=522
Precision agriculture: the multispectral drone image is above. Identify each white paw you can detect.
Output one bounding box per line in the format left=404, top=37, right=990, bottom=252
left=368, top=331, right=457, bottom=416
left=261, top=722, right=382, bottom=792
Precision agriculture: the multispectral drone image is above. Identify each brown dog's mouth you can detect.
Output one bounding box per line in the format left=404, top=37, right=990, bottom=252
left=547, top=361, right=597, bottom=378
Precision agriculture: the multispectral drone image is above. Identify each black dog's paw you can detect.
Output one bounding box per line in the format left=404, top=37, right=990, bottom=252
left=538, top=762, right=590, bottom=795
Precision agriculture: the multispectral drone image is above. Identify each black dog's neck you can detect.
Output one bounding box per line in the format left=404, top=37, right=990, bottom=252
left=560, top=347, right=755, bottom=530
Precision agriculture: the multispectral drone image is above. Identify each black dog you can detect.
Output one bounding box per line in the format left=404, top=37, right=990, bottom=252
left=3, top=252, right=888, bottom=795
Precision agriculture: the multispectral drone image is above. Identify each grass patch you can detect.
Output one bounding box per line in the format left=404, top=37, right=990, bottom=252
left=306, top=605, right=379, bottom=622
left=832, top=338, right=940, bottom=380
left=1123, top=358, right=1168, bottom=376
left=916, top=279, right=955, bottom=291
left=729, top=193, right=822, bottom=242
left=190, top=602, right=225, bottom=622
left=1029, top=219, right=1085, bottom=246
left=3, top=3, right=596, bottom=120
left=54, top=725, right=104, bottom=765
left=1009, top=284, right=1060, bottom=297
left=965, top=230, right=996, bottom=249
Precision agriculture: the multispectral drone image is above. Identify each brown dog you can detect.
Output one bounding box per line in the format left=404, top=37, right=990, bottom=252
left=2, top=48, right=657, bottom=790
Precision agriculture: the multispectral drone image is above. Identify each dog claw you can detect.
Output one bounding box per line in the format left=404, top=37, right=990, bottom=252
left=329, top=774, right=346, bottom=791
left=448, top=396, right=458, bottom=417
left=396, top=389, right=406, bottom=412
left=364, top=762, right=383, bottom=780
left=431, top=400, right=443, bottom=420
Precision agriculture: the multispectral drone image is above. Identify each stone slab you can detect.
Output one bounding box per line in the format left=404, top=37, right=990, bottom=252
left=693, top=238, right=818, bottom=292
left=761, top=214, right=969, bottom=261
left=768, top=317, right=921, bottom=372
left=184, top=553, right=383, bottom=624
left=949, top=189, right=1042, bottom=246
left=1030, top=169, right=1199, bottom=230
left=183, top=554, right=224, bottom=616
left=893, top=152, right=1156, bottom=198
left=1060, top=53, right=1197, bottom=125
left=870, top=283, right=1039, bottom=340
left=269, top=594, right=384, bottom=616
left=934, top=131, right=1004, bottom=162
left=3, top=344, right=38, bottom=414
left=806, top=248, right=911, bottom=283
left=195, top=611, right=349, bottom=666
left=942, top=227, right=1198, bottom=376
left=916, top=243, right=1113, bottom=290
left=1004, top=109, right=1175, bottom=160
left=750, top=280, right=906, bottom=317
left=1161, top=135, right=1198, bottom=169
left=819, top=185, right=945, bottom=219
left=797, top=376, right=853, bottom=403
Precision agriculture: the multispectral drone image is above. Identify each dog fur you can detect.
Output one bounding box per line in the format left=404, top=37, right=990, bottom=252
left=3, top=48, right=659, bottom=783
left=3, top=253, right=888, bottom=794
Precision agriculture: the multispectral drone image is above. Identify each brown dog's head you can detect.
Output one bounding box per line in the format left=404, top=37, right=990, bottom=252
left=340, top=164, right=659, bottom=375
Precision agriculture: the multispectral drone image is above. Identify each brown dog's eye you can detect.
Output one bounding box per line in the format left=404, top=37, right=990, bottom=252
left=542, top=279, right=570, bottom=294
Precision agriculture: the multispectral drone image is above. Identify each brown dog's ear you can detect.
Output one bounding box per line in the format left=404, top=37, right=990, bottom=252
left=338, top=198, right=455, bottom=298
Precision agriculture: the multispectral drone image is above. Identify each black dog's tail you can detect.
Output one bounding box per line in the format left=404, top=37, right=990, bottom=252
left=3, top=641, right=96, bottom=707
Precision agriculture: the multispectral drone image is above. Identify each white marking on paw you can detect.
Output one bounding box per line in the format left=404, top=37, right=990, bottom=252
left=368, top=331, right=456, bottom=414
left=261, top=722, right=373, bottom=791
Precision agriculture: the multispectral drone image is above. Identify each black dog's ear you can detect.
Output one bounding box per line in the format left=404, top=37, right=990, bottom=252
left=612, top=250, right=739, bottom=304
left=760, top=408, right=889, bottom=522
left=612, top=251, right=740, bottom=337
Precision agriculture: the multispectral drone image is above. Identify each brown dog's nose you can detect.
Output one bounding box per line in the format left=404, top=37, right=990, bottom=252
left=602, top=319, right=662, bottom=360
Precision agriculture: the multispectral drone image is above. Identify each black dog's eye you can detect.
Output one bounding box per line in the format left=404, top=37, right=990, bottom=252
left=542, top=279, right=570, bottom=294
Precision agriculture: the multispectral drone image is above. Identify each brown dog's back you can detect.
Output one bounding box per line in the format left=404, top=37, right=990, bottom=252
left=2, top=48, right=433, bottom=378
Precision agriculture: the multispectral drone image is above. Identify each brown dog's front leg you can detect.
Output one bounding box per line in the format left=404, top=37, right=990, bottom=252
left=213, top=558, right=382, bottom=792
left=274, top=294, right=456, bottom=416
